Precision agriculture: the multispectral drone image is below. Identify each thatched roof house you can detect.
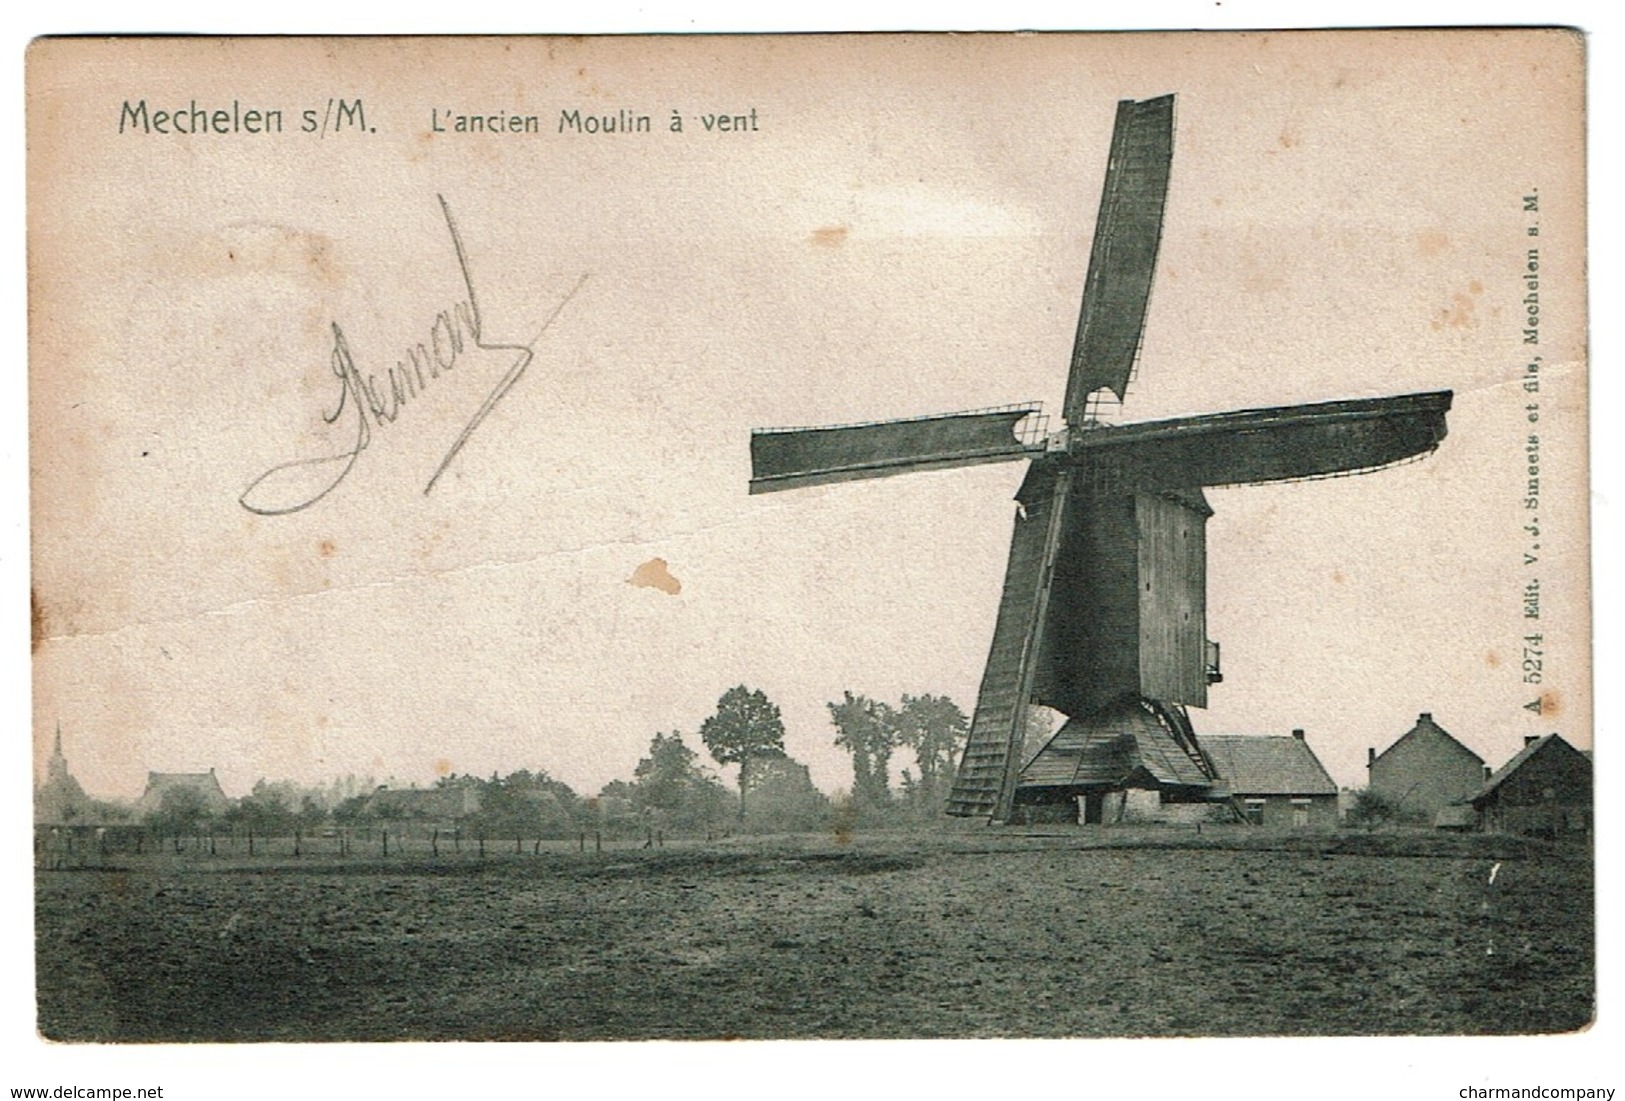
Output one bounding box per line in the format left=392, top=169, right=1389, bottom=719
left=136, top=769, right=231, bottom=818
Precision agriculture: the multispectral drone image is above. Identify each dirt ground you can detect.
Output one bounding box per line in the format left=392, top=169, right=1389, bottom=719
left=34, top=828, right=1593, bottom=1041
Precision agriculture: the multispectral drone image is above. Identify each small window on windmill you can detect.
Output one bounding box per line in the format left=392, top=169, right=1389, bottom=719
left=1244, top=799, right=1265, bottom=826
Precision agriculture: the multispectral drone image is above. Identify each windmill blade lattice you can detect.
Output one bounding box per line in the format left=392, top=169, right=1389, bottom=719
left=1062, top=95, right=1176, bottom=426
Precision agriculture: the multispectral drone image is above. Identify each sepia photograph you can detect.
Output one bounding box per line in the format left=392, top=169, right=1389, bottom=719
left=20, top=18, right=1599, bottom=1080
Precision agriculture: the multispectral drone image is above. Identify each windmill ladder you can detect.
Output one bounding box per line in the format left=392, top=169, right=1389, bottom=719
left=946, top=474, right=1070, bottom=820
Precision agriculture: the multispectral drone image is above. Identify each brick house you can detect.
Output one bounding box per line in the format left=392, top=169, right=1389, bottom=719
left=1204, top=730, right=1340, bottom=827
left=1367, top=712, right=1485, bottom=821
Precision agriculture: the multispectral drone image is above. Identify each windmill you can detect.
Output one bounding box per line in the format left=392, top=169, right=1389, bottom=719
left=748, top=94, right=1452, bottom=823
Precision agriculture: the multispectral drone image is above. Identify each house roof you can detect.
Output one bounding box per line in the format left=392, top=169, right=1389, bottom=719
left=1472, top=733, right=1589, bottom=804
left=138, top=770, right=230, bottom=810
left=1021, top=705, right=1211, bottom=790
left=1371, top=712, right=1484, bottom=769
left=1201, top=735, right=1339, bottom=796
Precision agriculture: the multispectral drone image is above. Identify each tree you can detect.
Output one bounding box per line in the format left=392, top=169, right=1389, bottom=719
left=700, top=686, right=786, bottom=818
left=739, top=749, right=829, bottom=831
left=225, top=779, right=298, bottom=835
left=474, top=769, right=581, bottom=837
left=633, top=731, right=700, bottom=811
left=149, top=785, right=212, bottom=838
left=331, top=793, right=372, bottom=824
left=629, top=731, right=731, bottom=828
left=894, top=693, right=970, bottom=817
left=829, top=691, right=899, bottom=815
left=1347, top=788, right=1405, bottom=829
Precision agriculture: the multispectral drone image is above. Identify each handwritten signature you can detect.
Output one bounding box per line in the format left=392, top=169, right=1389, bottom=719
left=239, top=195, right=587, bottom=515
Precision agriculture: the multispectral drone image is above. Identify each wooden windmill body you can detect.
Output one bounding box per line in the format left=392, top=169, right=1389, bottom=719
left=749, top=95, right=1452, bottom=823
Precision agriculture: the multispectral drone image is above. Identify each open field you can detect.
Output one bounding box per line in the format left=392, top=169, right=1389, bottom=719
left=35, top=828, right=1593, bottom=1041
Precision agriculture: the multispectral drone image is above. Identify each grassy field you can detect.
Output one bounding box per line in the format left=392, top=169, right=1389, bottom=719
left=34, top=827, right=1593, bottom=1041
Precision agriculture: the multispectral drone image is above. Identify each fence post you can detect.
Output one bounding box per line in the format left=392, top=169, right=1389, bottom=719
left=595, top=830, right=602, bottom=854
left=382, top=830, right=389, bottom=857
left=432, top=829, right=439, bottom=857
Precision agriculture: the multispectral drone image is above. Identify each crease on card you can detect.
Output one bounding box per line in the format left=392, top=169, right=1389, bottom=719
left=32, top=503, right=802, bottom=648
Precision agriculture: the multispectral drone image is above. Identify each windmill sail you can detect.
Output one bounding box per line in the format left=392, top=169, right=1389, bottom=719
left=1061, top=94, right=1176, bottom=423
left=749, top=406, right=1041, bottom=495
left=1072, top=390, right=1453, bottom=492
left=945, top=468, right=1073, bottom=820
left=747, top=93, right=1456, bottom=827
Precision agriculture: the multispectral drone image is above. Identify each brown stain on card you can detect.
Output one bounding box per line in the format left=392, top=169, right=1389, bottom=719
left=1485, top=650, right=1501, bottom=668
left=1417, top=230, right=1450, bottom=257
left=1540, top=691, right=1562, bottom=718
left=1430, top=280, right=1483, bottom=331
left=628, top=558, right=682, bottom=595
left=318, top=539, right=337, bottom=559
left=188, top=224, right=340, bottom=287
left=811, top=225, right=849, bottom=248
left=31, top=588, right=45, bottom=653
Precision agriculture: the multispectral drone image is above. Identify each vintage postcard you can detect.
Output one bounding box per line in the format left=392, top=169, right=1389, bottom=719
left=28, top=31, right=1590, bottom=1045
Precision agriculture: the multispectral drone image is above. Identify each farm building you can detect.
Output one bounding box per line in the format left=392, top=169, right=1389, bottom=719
left=1367, top=712, right=1486, bottom=821
left=136, top=769, right=231, bottom=818
left=1015, top=714, right=1338, bottom=827
left=1203, top=731, right=1340, bottom=827
left=1471, top=733, right=1591, bottom=836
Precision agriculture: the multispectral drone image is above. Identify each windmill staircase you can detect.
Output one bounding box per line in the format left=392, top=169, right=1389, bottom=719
left=945, top=475, right=1070, bottom=820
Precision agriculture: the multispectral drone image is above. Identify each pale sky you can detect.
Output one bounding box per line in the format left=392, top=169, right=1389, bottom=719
left=30, top=32, right=1588, bottom=802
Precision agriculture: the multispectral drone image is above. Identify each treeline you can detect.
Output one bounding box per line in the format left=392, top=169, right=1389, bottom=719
left=111, top=683, right=972, bottom=841
left=828, top=692, right=969, bottom=824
